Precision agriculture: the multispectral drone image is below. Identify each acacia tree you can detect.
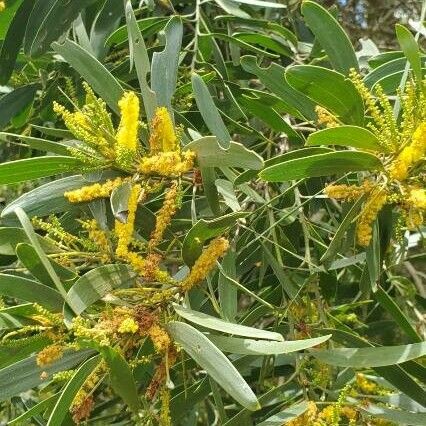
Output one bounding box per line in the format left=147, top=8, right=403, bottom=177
left=0, top=1, right=424, bottom=425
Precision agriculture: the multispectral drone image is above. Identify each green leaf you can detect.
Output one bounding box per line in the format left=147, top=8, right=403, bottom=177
left=235, top=147, right=331, bottom=185
left=16, top=243, right=76, bottom=286
left=185, top=136, right=264, bottom=170
left=0, top=274, right=63, bottom=312
left=240, top=56, right=316, bottom=120
left=218, top=249, right=237, bottom=322
left=0, top=0, right=25, bottom=39
left=9, top=394, right=58, bottom=425
left=9, top=394, right=59, bottom=426
left=192, top=74, right=232, bottom=149
left=124, top=0, right=157, bottom=120
left=0, top=227, right=55, bottom=255
left=0, top=132, right=70, bottom=155
left=375, top=286, right=422, bottom=343
left=396, top=24, right=422, bottom=82
left=301, top=1, right=358, bottom=75
left=100, top=346, right=141, bottom=413
left=311, top=341, right=426, bottom=367
left=173, top=304, right=283, bottom=341
left=151, top=17, right=182, bottom=113
left=0, top=84, right=38, bottom=129
left=231, top=0, right=286, bottom=8
left=24, top=0, right=96, bottom=57
left=286, top=65, right=364, bottom=125
left=1, top=174, right=93, bottom=218
left=0, top=349, right=94, bottom=401
left=182, top=212, right=248, bottom=266
left=0, top=0, right=34, bottom=85
left=0, top=334, right=51, bottom=369
left=260, top=151, right=382, bottom=182
left=47, top=355, right=101, bottom=426
left=66, top=264, right=136, bottom=315
left=52, top=39, right=124, bottom=114
left=209, top=334, right=331, bottom=355
left=0, top=156, right=81, bottom=185
left=359, top=401, right=426, bottom=425
left=89, top=0, right=123, bottom=59
left=110, top=180, right=132, bottom=221
left=106, top=17, right=168, bottom=46
left=15, top=207, right=69, bottom=301
left=167, top=321, right=260, bottom=411
left=320, top=196, right=365, bottom=264
left=306, top=126, right=384, bottom=152
left=257, top=401, right=309, bottom=425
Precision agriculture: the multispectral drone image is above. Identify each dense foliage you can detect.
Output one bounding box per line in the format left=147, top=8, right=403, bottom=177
left=0, top=0, right=425, bottom=425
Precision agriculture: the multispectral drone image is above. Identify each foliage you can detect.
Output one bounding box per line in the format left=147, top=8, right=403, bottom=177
left=0, top=0, right=425, bottom=425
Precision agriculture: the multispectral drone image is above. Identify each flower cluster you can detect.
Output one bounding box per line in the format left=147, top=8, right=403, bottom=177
left=324, top=75, right=426, bottom=246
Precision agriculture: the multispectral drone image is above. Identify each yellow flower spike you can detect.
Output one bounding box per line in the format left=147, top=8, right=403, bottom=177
left=36, top=344, right=64, bottom=367
left=149, top=107, right=177, bottom=153
left=180, top=237, right=230, bottom=291
left=148, top=324, right=171, bottom=353
left=116, top=92, right=140, bottom=167
left=408, top=187, right=426, bottom=209
left=81, top=219, right=111, bottom=262
left=0, top=2, right=6, bottom=12
left=148, top=181, right=179, bottom=251
left=115, top=184, right=143, bottom=258
left=325, top=180, right=373, bottom=201
left=118, top=318, right=139, bottom=334
left=356, top=188, right=387, bottom=247
left=138, top=151, right=196, bottom=177
left=389, top=122, right=426, bottom=180
left=315, top=105, right=339, bottom=128
left=64, top=177, right=125, bottom=203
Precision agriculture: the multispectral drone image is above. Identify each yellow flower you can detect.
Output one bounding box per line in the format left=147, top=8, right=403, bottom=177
left=65, top=177, right=125, bottom=203
left=160, top=388, right=171, bottom=426
left=149, top=182, right=179, bottom=251
left=325, top=180, right=373, bottom=201
left=118, top=318, right=139, bottom=334
left=0, top=2, right=6, bottom=12
left=138, top=150, right=196, bottom=177
left=356, top=373, right=378, bottom=394
left=116, top=92, right=140, bottom=167
left=81, top=219, right=111, bottom=261
left=408, top=187, right=426, bottom=209
left=181, top=237, right=230, bottom=291
left=149, top=107, right=177, bottom=153
left=36, top=344, right=64, bottom=367
left=287, top=401, right=318, bottom=426
left=148, top=324, right=171, bottom=353
left=115, top=184, right=142, bottom=258
left=315, top=105, right=339, bottom=128
left=356, top=188, right=387, bottom=246
left=389, top=122, right=426, bottom=180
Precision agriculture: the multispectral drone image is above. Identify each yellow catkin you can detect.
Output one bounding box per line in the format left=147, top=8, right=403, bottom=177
left=36, top=344, right=64, bottom=367
left=0, top=2, right=6, bottom=12
left=315, top=105, right=339, bottom=128
left=389, top=122, right=426, bottom=180
left=325, top=180, right=373, bottom=201
left=148, top=182, right=179, bottom=251
left=356, top=373, right=378, bottom=394
left=81, top=219, right=110, bottom=261
left=116, top=92, right=140, bottom=166
left=148, top=324, right=171, bottom=353
left=180, top=237, right=230, bottom=291
left=408, top=187, right=426, bottom=209
left=149, top=107, right=177, bottom=153
left=356, top=188, right=387, bottom=246
left=159, top=388, right=171, bottom=426
left=53, top=102, right=113, bottom=159
left=138, top=150, right=196, bottom=177
left=118, top=318, right=139, bottom=334
left=65, top=177, right=124, bottom=203
left=115, top=184, right=142, bottom=258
